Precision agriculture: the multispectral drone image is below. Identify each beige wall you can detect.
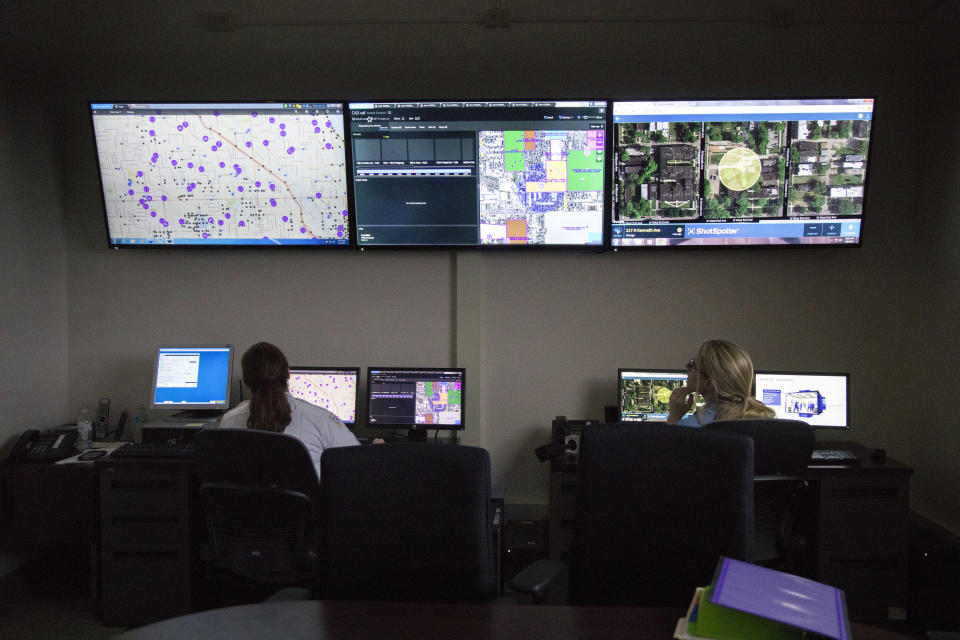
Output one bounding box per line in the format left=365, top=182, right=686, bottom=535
left=3, top=2, right=959, bottom=533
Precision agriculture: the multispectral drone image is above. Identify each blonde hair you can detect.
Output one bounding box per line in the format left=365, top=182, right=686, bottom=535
left=695, top=339, right=775, bottom=423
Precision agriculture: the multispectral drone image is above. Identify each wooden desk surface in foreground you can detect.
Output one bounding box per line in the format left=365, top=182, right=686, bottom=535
left=115, top=600, right=915, bottom=640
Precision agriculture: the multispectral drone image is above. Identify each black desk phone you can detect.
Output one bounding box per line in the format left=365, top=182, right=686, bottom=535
left=10, top=429, right=78, bottom=462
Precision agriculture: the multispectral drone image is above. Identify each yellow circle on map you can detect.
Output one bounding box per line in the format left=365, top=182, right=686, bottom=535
left=655, top=387, right=672, bottom=404
left=718, top=147, right=762, bottom=191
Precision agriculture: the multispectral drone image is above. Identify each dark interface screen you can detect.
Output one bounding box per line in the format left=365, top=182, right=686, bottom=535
left=348, top=101, right=607, bottom=246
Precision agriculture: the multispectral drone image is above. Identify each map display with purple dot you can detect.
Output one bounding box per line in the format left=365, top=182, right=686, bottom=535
left=90, top=102, right=349, bottom=245
left=287, top=368, right=359, bottom=424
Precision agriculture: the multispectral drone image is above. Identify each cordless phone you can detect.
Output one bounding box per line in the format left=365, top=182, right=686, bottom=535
left=95, top=397, right=111, bottom=439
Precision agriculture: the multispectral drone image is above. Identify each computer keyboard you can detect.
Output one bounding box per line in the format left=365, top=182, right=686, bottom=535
left=111, top=442, right=196, bottom=458
left=810, top=449, right=861, bottom=465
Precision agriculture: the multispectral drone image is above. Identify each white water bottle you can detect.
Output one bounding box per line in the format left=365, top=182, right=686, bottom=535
left=77, top=408, right=92, bottom=451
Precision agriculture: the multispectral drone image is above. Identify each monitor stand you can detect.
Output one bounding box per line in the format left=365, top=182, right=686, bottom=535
left=407, top=427, right=428, bottom=443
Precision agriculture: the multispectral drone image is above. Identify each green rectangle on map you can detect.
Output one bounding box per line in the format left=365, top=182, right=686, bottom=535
left=566, top=149, right=603, bottom=191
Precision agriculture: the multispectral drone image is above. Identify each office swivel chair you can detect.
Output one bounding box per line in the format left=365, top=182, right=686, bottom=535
left=195, top=428, right=322, bottom=605
left=513, top=422, right=755, bottom=606
left=318, top=443, right=498, bottom=603
left=703, top=419, right=814, bottom=573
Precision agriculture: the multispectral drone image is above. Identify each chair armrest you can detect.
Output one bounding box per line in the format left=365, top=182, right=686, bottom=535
left=508, top=558, right=565, bottom=603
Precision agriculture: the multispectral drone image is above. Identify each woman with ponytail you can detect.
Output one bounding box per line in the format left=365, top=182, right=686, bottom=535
left=219, top=342, right=360, bottom=477
left=667, top=339, right=774, bottom=427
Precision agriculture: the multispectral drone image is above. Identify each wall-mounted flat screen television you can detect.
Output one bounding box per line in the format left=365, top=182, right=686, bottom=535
left=90, top=102, right=350, bottom=246
left=610, top=97, right=874, bottom=247
left=348, top=100, right=608, bottom=247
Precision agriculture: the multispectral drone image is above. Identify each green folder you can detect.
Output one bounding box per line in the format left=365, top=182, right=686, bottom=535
left=684, top=586, right=803, bottom=640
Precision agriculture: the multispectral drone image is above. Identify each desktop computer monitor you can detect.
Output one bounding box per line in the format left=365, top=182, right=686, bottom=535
left=367, top=368, right=465, bottom=441
left=287, top=366, right=360, bottom=425
left=754, top=370, right=850, bottom=429
left=618, top=369, right=699, bottom=422
left=150, top=345, right=233, bottom=416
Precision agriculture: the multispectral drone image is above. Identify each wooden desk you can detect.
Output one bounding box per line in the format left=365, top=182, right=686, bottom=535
left=114, top=600, right=914, bottom=640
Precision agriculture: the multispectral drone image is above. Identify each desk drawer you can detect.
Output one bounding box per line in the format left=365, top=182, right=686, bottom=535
left=817, top=478, right=908, bottom=552
left=100, top=508, right=190, bottom=542
left=100, top=469, right=189, bottom=511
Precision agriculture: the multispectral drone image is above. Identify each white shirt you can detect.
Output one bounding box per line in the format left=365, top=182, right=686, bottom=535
left=218, top=392, right=360, bottom=478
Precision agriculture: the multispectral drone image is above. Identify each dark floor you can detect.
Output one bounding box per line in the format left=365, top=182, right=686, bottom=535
left=0, top=547, right=125, bottom=640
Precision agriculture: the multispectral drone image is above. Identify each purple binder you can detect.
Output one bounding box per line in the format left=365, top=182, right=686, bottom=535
left=710, top=557, right=851, bottom=640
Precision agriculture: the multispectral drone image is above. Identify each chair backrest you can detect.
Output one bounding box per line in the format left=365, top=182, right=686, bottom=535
left=702, top=419, right=813, bottom=475
left=703, top=419, right=814, bottom=570
left=570, top=422, right=754, bottom=606
left=195, top=429, right=321, bottom=583
left=319, top=443, right=497, bottom=603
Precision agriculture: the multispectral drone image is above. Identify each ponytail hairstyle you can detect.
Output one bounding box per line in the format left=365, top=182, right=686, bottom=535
left=241, top=342, right=292, bottom=432
left=695, top=339, right=775, bottom=423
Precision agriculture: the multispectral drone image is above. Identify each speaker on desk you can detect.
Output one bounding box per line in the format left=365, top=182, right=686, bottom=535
left=501, top=518, right=548, bottom=591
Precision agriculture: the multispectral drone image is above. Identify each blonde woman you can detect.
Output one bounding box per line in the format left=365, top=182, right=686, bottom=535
left=667, top=339, right=775, bottom=427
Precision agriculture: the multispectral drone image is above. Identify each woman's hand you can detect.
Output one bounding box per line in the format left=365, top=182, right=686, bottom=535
left=667, top=386, right=695, bottom=423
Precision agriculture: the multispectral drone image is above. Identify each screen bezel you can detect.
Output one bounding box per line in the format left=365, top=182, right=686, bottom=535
left=753, top=369, right=851, bottom=430
left=149, top=344, right=234, bottom=412
left=617, top=367, right=694, bottom=422
left=287, top=366, right=361, bottom=425
left=88, top=100, right=354, bottom=249
left=366, top=366, right=466, bottom=432
left=346, top=99, right=611, bottom=250
left=609, top=96, right=876, bottom=250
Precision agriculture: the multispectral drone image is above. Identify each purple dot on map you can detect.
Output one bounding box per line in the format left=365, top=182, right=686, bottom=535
left=143, top=186, right=149, bottom=192
left=218, top=220, right=224, bottom=226
left=149, top=116, right=156, bottom=123
left=311, top=119, right=318, bottom=126
left=286, top=147, right=295, bottom=155
left=255, top=181, right=261, bottom=187
left=263, top=236, right=269, bottom=240
left=251, top=111, right=258, bottom=118
left=213, top=111, right=219, bottom=117
left=314, top=127, right=321, bottom=133
left=161, top=195, right=167, bottom=201
left=269, top=183, right=276, bottom=191
left=269, top=117, right=275, bottom=124
left=282, top=216, right=289, bottom=222
left=127, top=189, right=135, bottom=196
left=300, top=227, right=306, bottom=233
left=203, top=136, right=208, bottom=142
left=263, top=140, right=269, bottom=146
left=325, top=121, right=332, bottom=128
left=325, top=142, right=332, bottom=150
left=149, top=130, right=156, bottom=137
left=269, top=199, right=277, bottom=207
left=337, top=224, right=344, bottom=233
left=245, top=141, right=252, bottom=148
left=337, top=229, right=343, bottom=237
left=202, top=232, right=209, bottom=238
left=216, top=141, right=222, bottom=147
left=208, top=217, right=214, bottom=223
left=178, top=219, right=185, bottom=225
left=142, top=203, right=149, bottom=210
left=341, top=210, right=348, bottom=216
left=146, top=195, right=153, bottom=201
left=187, top=162, right=194, bottom=169
left=280, top=131, right=286, bottom=137
left=315, top=192, right=322, bottom=199
left=238, top=221, right=245, bottom=227
left=224, top=213, right=231, bottom=219
left=150, top=211, right=157, bottom=217
left=182, top=122, right=188, bottom=128
left=199, top=166, right=205, bottom=173
left=237, top=186, right=244, bottom=192
left=211, top=145, right=217, bottom=151
left=219, top=162, right=225, bottom=168
left=137, top=170, right=143, bottom=177
left=171, top=160, right=177, bottom=166
left=279, top=123, right=286, bottom=130
left=177, top=126, right=183, bottom=132
left=160, top=219, right=167, bottom=226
